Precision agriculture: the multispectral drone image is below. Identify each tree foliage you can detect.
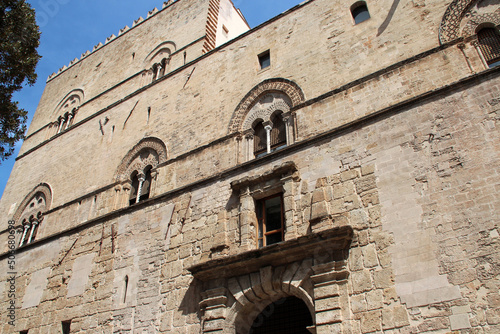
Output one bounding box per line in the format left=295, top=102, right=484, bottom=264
left=0, top=0, right=41, bottom=162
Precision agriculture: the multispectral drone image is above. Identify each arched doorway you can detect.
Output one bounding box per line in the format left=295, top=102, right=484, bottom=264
left=249, top=296, right=313, bottom=334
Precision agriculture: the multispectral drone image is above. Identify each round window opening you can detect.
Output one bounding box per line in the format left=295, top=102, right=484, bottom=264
left=249, top=296, right=313, bottom=334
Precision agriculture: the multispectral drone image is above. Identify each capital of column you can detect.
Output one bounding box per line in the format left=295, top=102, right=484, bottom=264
left=137, top=173, right=146, bottom=182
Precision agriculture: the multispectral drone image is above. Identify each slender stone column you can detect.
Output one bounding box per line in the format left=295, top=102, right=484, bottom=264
left=57, top=117, right=65, bottom=134
left=264, top=124, right=272, bottom=154
left=65, top=114, right=73, bottom=130
left=473, top=41, right=489, bottom=69
left=27, top=220, right=38, bottom=244
left=113, top=185, right=122, bottom=210
left=150, top=170, right=158, bottom=198
left=245, top=131, right=254, bottom=161
left=122, top=184, right=131, bottom=207
left=136, top=173, right=146, bottom=204
left=282, top=112, right=294, bottom=145
left=19, top=224, right=29, bottom=247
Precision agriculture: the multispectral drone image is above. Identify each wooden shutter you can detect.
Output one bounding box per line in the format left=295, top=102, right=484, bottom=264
left=478, top=28, right=500, bottom=64
left=253, top=122, right=267, bottom=154
left=270, top=114, right=286, bottom=148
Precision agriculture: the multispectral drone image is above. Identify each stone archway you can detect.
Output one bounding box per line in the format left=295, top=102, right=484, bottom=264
left=189, top=226, right=354, bottom=334
left=228, top=78, right=305, bottom=134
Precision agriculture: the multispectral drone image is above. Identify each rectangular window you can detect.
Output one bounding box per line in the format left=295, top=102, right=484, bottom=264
left=20, top=331, right=29, bottom=334
left=255, top=194, right=284, bottom=248
left=62, top=320, right=72, bottom=334
left=258, top=50, right=271, bottom=70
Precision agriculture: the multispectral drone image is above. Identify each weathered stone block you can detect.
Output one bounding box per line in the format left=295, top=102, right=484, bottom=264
left=360, top=310, right=382, bottom=333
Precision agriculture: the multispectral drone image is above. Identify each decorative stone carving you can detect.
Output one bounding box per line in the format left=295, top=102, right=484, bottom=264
left=228, top=78, right=305, bottom=133
left=115, top=137, right=168, bottom=182
left=13, top=183, right=52, bottom=223
left=461, top=9, right=500, bottom=38
left=439, top=0, right=477, bottom=43
left=189, top=227, right=353, bottom=333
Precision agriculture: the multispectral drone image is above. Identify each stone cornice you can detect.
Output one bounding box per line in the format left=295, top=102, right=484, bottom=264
left=188, top=226, right=353, bottom=281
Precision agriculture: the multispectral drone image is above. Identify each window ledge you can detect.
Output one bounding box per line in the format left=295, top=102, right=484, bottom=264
left=188, top=225, right=353, bottom=281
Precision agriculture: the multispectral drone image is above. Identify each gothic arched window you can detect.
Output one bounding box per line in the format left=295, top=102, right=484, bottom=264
left=116, top=137, right=167, bottom=209
left=13, top=185, right=52, bottom=248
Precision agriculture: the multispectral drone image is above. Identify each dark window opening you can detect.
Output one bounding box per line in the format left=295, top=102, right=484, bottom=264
left=152, top=64, right=159, bottom=81
left=20, top=331, right=29, bottom=334
left=478, top=27, right=500, bottom=67
left=62, top=320, right=71, bottom=334
left=255, top=194, right=284, bottom=248
left=159, top=58, right=167, bottom=77
left=249, top=297, right=313, bottom=334
left=351, top=2, right=370, bottom=24
left=253, top=121, right=267, bottom=157
left=129, top=172, right=139, bottom=205
left=129, top=168, right=152, bottom=206
left=270, top=113, right=287, bottom=152
left=140, top=167, right=152, bottom=201
left=259, top=51, right=271, bottom=70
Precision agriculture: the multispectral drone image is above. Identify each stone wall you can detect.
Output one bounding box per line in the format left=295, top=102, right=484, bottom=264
left=1, top=70, right=499, bottom=332
left=0, top=0, right=499, bottom=332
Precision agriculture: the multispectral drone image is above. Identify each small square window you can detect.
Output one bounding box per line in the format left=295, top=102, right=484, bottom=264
left=255, top=194, right=284, bottom=248
left=351, top=2, right=370, bottom=24
left=258, top=51, right=271, bottom=70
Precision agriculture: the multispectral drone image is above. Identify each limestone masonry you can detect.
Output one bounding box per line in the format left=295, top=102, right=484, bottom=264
left=1, top=0, right=499, bottom=332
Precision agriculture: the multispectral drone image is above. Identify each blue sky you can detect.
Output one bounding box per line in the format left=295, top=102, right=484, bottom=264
left=0, top=0, right=304, bottom=198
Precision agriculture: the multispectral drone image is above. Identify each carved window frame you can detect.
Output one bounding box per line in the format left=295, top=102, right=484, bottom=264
left=115, top=137, right=167, bottom=209
left=231, top=162, right=298, bottom=250
left=12, top=183, right=52, bottom=247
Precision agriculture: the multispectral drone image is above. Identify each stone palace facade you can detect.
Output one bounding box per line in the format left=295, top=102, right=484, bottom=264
left=1, top=0, right=500, bottom=332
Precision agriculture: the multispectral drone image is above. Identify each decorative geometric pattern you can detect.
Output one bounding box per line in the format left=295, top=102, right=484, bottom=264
left=241, top=100, right=291, bottom=131
left=228, top=78, right=305, bottom=133
left=52, top=89, right=84, bottom=118
left=461, top=9, right=500, bottom=37
left=203, top=0, right=221, bottom=53
left=115, top=137, right=167, bottom=181
left=439, top=0, right=477, bottom=44
left=13, top=183, right=52, bottom=223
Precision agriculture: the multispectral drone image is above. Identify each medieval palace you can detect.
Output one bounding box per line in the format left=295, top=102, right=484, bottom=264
left=1, top=0, right=500, bottom=332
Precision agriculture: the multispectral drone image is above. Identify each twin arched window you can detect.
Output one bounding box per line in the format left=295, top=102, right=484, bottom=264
left=13, top=186, right=51, bottom=248
left=152, top=57, right=169, bottom=82
left=239, top=92, right=295, bottom=161
left=253, top=112, right=287, bottom=157
left=115, top=138, right=168, bottom=208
